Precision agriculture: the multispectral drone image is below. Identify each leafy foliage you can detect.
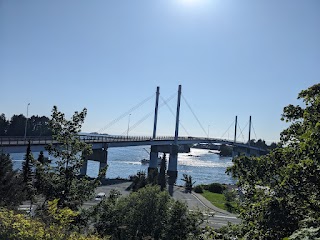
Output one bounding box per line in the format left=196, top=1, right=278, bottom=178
left=227, top=83, right=320, bottom=239
left=219, top=144, right=232, bottom=157
left=181, top=174, right=195, bottom=193
left=0, top=113, right=52, bottom=136
left=206, top=183, right=226, bottom=194
left=193, top=185, right=203, bottom=193
left=0, top=207, right=104, bottom=240
left=40, top=106, right=106, bottom=209
left=92, top=185, right=203, bottom=239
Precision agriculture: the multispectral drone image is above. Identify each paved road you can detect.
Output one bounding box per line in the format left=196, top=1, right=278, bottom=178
left=83, top=182, right=241, bottom=229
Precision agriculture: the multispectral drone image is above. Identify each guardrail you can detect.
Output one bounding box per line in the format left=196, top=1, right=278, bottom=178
left=0, top=135, right=246, bottom=147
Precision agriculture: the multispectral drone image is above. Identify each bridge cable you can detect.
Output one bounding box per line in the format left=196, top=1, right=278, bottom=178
left=220, top=120, right=235, bottom=140
left=251, top=123, right=258, bottom=140
left=160, top=95, right=190, bottom=136
left=98, top=93, right=155, bottom=133
left=181, top=94, right=208, bottom=137
left=121, top=111, right=154, bottom=135
left=237, top=122, right=247, bottom=143
left=121, top=93, right=177, bottom=135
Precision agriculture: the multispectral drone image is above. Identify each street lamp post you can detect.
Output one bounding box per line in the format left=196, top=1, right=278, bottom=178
left=24, top=103, right=30, bottom=143
left=126, top=114, right=131, bottom=138
left=208, top=124, right=210, bottom=138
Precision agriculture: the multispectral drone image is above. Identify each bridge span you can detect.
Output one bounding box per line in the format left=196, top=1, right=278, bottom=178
left=1, top=85, right=267, bottom=195
left=0, top=135, right=264, bottom=153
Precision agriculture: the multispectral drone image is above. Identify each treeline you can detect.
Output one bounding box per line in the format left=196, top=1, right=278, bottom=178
left=247, top=138, right=277, bottom=150
left=0, top=113, right=52, bottom=136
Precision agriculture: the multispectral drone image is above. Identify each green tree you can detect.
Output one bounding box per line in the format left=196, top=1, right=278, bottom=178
left=129, top=170, right=147, bottom=191
left=92, top=185, right=203, bottom=239
left=22, top=141, right=34, bottom=184
left=219, top=144, right=232, bottom=157
left=41, top=106, right=106, bottom=209
left=227, top=83, right=320, bottom=239
left=0, top=114, right=8, bottom=136
left=181, top=174, right=195, bottom=193
left=0, top=206, right=104, bottom=240
left=158, top=153, right=167, bottom=191
left=22, top=141, right=36, bottom=212
left=34, top=151, right=46, bottom=194
left=7, top=114, right=26, bottom=136
left=0, top=152, right=25, bottom=208
left=28, top=115, right=52, bottom=136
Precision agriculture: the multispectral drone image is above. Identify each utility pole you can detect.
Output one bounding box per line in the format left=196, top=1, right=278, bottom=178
left=126, top=114, right=131, bottom=138
left=24, top=103, right=30, bottom=143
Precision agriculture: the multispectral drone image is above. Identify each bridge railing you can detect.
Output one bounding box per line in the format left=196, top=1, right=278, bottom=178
left=0, top=135, right=248, bottom=147
left=0, top=136, right=54, bottom=145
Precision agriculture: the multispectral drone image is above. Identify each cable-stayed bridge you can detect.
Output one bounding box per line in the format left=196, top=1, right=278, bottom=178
left=0, top=85, right=266, bottom=193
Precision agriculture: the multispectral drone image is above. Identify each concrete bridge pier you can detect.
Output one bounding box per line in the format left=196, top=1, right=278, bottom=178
left=148, top=146, right=159, bottom=176
left=99, top=148, right=108, bottom=173
left=167, top=145, right=178, bottom=196
left=80, top=147, right=108, bottom=176
left=80, top=160, right=88, bottom=176
left=149, top=146, right=159, bottom=169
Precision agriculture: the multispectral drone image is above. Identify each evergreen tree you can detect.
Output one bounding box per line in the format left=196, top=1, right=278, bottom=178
left=158, top=153, right=167, bottom=191
left=22, top=141, right=33, bottom=184
left=22, top=141, right=36, bottom=209
left=34, top=151, right=46, bottom=194
left=6, top=114, right=26, bottom=136
left=0, top=152, right=25, bottom=208
left=0, top=114, right=8, bottom=136
left=38, top=151, right=45, bottom=164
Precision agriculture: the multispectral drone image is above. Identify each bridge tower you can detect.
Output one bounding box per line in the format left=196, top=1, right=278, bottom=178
left=148, top=87, right=160, bottom=174
left=232, top=115, right=237, bottom=158
left=247, top=115, right=252, bottom=156
left=167, top=84, right=182, bottom=195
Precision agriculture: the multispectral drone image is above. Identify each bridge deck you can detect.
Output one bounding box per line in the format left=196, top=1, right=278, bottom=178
left=0, top=135, right=266, bottom=153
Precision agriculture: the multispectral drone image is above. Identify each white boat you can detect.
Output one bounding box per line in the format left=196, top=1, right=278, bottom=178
left=141, top=157, right=162, bottom=165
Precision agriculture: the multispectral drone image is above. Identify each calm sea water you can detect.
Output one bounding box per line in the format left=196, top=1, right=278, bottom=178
left=11, top=146, right=235, bottom=186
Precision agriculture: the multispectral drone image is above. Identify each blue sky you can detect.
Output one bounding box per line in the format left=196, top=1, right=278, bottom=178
left=1, top=0, right=319, bottom=143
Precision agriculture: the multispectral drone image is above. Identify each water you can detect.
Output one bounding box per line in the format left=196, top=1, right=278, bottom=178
left=11, top=146, right=235, bottom=186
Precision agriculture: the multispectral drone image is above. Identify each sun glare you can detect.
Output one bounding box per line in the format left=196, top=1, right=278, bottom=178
left=179, top=0, right=201, bottom=6
left=176, top=0, right=210, bottom=9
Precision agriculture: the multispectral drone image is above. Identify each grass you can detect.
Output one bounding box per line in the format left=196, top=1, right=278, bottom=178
left=201, top=190, right=237, bottom=213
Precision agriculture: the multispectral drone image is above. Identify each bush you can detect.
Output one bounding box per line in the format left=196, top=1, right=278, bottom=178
left=207, top=183, right=226, bottom=194
left=193, top=185, right=203, bottom=193
left=223, top=190, right=236, bottom=202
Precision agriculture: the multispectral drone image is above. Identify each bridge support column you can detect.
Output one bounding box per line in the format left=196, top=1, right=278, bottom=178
left=148, top=146, right=159, bottom=181
left=149, top=146, right=159, bottom=169
left=99, top=148, right=108, bottom=175
left=80, top=160, right=88, bottom=176
left=82, top=147, right=108, bottom=178
left=167, top=145, right=178, bottom=196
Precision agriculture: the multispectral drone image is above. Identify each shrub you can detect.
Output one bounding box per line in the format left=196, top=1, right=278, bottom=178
left=193, top=185, right=203, bottom=193
left=223, top=190, right=236, bottom=202
left=207, top=183, right=226, bottom=194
